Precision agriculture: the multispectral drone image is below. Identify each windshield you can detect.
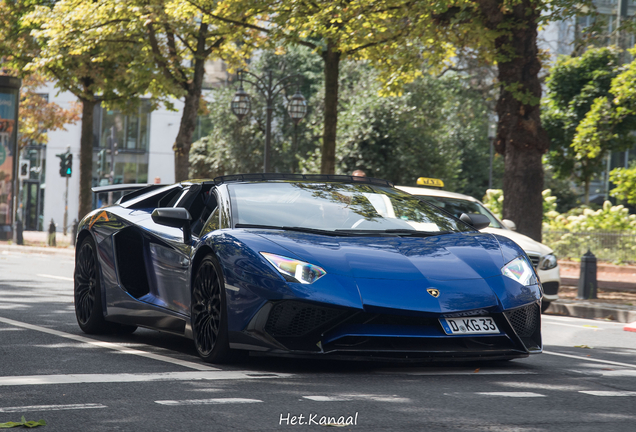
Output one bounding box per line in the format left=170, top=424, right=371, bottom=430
left=228, top=182, right=472, bottom=234
left=416, top=196, right=503, bottom=229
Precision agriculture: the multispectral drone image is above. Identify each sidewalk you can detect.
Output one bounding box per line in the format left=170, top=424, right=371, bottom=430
left=546, top=286, right=636, bottom=323
left=547, top=260, right=636, bottom=323
left=559, top=260, right=636, bottom=292
left=0, top=230, right=75, bottom=256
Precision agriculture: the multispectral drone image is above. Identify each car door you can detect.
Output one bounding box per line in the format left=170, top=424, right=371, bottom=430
left=145, top=185, right=203, bottom=315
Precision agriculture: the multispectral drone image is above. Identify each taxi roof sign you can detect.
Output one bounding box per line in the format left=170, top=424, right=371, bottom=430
left=417, top=177, right=444, bottom=188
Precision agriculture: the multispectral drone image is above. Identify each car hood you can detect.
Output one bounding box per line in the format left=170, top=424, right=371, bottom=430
left=253, top=230, right=508, bottom=281
left=482, top=227, right=553, bottom=256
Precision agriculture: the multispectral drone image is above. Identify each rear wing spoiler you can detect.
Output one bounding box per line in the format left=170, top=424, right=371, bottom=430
left=91, top=183, right=159, bottom=194
left=92, top=183, right=168, bottom=204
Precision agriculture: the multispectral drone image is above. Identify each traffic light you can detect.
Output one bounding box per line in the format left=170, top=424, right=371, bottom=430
left=56, top=152, right=72, bottom=178
left=64, top=153, right=72, bottom=177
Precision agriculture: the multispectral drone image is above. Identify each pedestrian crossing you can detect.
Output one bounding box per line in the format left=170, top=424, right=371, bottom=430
left=3, top=386, right=636, bottom=414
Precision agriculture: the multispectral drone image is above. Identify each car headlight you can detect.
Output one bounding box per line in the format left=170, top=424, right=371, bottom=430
left=540, top=253, right=558, bottom=271
left=260, top=252, right=326, bottom=284
left=502, top=256, right=537, bottom=286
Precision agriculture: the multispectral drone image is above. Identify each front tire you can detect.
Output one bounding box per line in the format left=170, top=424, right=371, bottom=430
left=541, top=301, right=551, bottom=313
left=74, top=236, right=112, bottom=334
left=191, top=254, right=242, bottom=363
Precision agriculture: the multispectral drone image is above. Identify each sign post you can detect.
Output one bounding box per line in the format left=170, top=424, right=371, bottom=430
left=0, top=76, right=21, bottom=241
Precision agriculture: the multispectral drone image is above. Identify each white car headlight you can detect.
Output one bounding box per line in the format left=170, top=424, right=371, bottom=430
left=540, top=253, right=558, bottom=271
left=260, top=252, right=326, bottom=284
left=502, top=256, right=537, bottom=286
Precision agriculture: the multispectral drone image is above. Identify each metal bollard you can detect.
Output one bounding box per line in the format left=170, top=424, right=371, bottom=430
left=47, top=219, right=56, bottom=247
left=577, top=249, right=597, bottom=299
left=16, top=219, right=23, bottom=245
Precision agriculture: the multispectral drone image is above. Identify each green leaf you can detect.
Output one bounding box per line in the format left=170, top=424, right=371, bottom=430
left=0, top=416, right=46, bottom=428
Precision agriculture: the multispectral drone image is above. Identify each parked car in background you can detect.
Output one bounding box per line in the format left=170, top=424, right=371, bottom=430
left=397, top=183, right=560, bottom=312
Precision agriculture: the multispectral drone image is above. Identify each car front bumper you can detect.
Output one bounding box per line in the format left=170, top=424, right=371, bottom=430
left=537, top=265, right=560, bottom=302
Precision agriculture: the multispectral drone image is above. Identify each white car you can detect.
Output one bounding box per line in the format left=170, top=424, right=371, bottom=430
left=397, top=185, right=560, bottom=312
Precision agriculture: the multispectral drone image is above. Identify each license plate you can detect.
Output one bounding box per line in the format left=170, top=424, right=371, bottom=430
left=439, top=317, right=500, bottom=335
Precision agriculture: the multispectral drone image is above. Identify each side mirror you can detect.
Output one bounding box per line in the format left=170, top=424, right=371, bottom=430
left=502, top=219, right=517, bottom=231
left=151, top=207, right=192, bottom=244
left=460, top=213, right=490, bottom=230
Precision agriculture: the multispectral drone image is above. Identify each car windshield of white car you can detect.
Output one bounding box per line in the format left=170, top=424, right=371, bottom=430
left=229, top=182, right=473, bottom=234
left=418, top=196, right=503, bottom=229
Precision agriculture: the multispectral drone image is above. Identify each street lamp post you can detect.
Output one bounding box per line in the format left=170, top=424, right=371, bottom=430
left=231, top=70, right=307, bottom=173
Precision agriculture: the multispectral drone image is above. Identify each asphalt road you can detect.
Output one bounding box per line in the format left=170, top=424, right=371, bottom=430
left=1, top=249, right=635, bottom=431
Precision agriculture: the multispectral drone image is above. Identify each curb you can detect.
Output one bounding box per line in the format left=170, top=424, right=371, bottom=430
left=0, top=243, right=75, bottom=257
left=625, top=322, right=636, bottom=332
left=561, top=277, right=636, bottom=292
left=546, top=300, right=636, bottom=323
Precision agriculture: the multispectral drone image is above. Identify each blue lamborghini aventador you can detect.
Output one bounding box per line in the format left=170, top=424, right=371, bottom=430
left=74, top=174, right=542, bottom=364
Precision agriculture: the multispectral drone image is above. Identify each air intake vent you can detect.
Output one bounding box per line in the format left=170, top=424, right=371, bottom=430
left=504, top=303, right=539, bottom=338
left=265, top=301, right=344, bottom=337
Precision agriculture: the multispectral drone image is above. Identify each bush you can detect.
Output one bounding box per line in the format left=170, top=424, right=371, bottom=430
left=482, top=188, right=636, bottom=262
left=543, top=201, right=636, bottom=263
left=482, top=188, right=557, bottom=223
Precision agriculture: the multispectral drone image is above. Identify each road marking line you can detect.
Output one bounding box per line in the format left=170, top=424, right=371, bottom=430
left=156, top=398, right=262, bottom=406
left=545, top=322, right=602, bottom=330
left=544, top=350, right=636, bottom=369
left=36, top=274, right=74, bottom=282
left=378, top=369, right=536, bottom=376
left=303, top=395, right=409, bottom=402
left=579, top=391, right=636, bottom=397
left=571, top=369, right=636, bottom=377
left=474, top=392, right=545, bottom=397
left=0, top=403, right=107, bottom=413
left=0, top=371, right=291, bottom=387
left=0, top=316, right=218, bottom=372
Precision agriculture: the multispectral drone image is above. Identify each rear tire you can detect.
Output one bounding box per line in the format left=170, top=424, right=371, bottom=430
left=191, top=254, right=244, bottom=364
left=74, top=236, right=112, bottom=334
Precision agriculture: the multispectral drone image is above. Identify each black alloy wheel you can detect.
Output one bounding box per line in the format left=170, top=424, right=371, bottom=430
left=541, top=301, right=551, bottom=313
left=191, top=255, right=240, bottom=363
left=74, top=236, right=109, bottom=333
left=74, top=236, right=136, bottom=334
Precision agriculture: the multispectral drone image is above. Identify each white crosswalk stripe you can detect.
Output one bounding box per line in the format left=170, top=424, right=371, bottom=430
left=0, top=371, right=291, bottom=386
left=0, top=404, right=107, bottom=413
left=156, top=398, right=262, bottom=406
left=579, top=391, right=636, bottom=396
left=303, top=395, right=410, bottom=402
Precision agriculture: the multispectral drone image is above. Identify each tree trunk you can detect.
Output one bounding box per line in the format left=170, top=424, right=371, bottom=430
left=78, top=98, right=97, bottom=220
left=584, top=178, right=590, bottom=205
left=321, top=44, right=340, bottom=175
left=173, top=29, right=208, bottom=182
left=485, top=1, right=549, bottom=242
left=173, top=91, right=201, bottom=182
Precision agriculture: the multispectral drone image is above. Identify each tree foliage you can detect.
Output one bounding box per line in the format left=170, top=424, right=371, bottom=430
left=191, top=47, right=502, bottom=199
left=205, top=0, right=433, bottom=175
left=23, top=0, right=161, bottom=219
left=543, top=47, right=636, bottom=204
left=609, top=162, right=636, bottom=206
left=16, top=71, right=81, bottom=149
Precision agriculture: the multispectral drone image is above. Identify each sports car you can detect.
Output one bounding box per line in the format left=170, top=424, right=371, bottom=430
left=74, top=174, right=543, bottom=364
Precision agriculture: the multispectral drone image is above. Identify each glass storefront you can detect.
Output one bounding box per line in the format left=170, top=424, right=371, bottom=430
left=0, top=77, right=20, bottom=239
left=92, top=101, right=151, bottom=208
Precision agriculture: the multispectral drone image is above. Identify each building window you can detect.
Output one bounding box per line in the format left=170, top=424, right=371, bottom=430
left=92, top=101, right=151, bottom=187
